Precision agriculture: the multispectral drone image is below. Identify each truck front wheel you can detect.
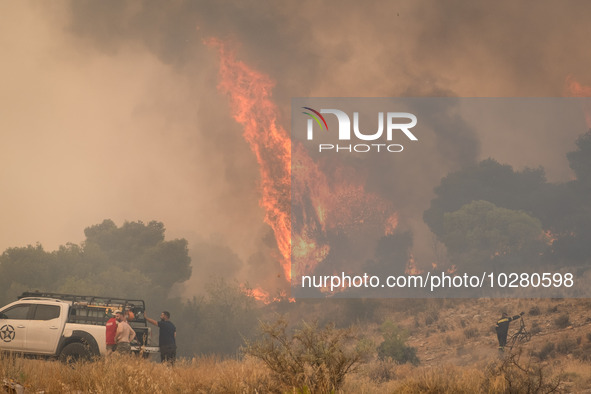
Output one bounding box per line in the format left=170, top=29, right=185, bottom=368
left=59, top=342, right=92, bottom=363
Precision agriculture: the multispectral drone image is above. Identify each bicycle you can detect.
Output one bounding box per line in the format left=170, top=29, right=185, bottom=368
left=508, top=315, right=531, bottom=350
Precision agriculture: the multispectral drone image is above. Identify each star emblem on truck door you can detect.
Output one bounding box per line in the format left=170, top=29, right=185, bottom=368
left=0, top=324, right=16, bottom=342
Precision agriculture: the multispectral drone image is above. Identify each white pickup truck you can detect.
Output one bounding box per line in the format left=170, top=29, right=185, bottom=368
left=0, top=292, right=159, bottom=361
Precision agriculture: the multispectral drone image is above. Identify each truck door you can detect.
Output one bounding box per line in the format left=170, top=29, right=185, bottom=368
left=26, top=304, right=63, bottom=354
left=0, top=304, right=32, bottom=352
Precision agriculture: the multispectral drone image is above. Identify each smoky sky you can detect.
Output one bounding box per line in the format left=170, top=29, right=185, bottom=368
left=2, top=1, right=591, bottom=297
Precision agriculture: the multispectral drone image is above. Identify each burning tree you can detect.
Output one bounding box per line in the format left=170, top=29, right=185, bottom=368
left=207, top=38, right=402, bottom=296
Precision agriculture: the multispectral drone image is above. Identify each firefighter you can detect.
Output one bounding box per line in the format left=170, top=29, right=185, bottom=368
left=496, top=311, right=524, bottom=352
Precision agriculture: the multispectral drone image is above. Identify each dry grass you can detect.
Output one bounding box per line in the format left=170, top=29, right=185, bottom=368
left=0, top=353, right=276, bottom=393
left=345, top=356, right=573, bottom=393
left=1, top=350, right=588, bottom=393
left=559, top=359, right=591, bottom=392
left=2, top=298, right=590, bottom=393
left=390, top=365, right=488, bottom=393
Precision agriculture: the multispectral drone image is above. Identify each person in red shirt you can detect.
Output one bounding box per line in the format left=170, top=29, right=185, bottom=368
left=105, top=310, right=118, bottom=354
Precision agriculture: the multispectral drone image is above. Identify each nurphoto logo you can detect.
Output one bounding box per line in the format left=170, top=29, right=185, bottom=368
left=302, top=107, right=418, bottom=153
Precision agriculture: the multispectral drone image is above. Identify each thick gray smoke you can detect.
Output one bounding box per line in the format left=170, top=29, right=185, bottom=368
left=2, top=1, right=590, bottom=296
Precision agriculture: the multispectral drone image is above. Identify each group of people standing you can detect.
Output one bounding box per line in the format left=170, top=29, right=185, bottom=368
left=105, top=309, right=177, bottom=364
left=105, top=310, right=135, bottom=355
left=104, top=306, right=520, bottom=362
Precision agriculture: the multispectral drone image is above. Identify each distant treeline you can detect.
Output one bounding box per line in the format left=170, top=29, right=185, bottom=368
left=0, top=219, right=267, bottom=357
left=368, top=130, right=591, bottom=275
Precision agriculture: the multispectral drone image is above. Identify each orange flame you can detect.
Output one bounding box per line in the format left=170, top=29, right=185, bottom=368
left=543, top=229, right=557, bottom=245
left=292, top=157, right=399, bottom=280
left=246, top=286, right=271, bottom=303
left=207, top=38, right=401, bottom=289
left=564, top=75, right=591, bottom=128
left=384, top=213, right=399, bottom=236
left=242, top=285, right=296, bottom=304
left=405, top=253, right=422, bottom=275
left=565, top=75, right=591, bottom=96
left=206, top=38, right=292, bottom=281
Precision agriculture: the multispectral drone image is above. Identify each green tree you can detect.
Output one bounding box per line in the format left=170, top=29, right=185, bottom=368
left=0, top=244, right=56, bottom=305
left=424, top=159, right=549, bottom=238
left=424, top=135, right=591, bottom=266
left=83, top=219, right=191, bottom=290
left=441, top=200, right=546, bottom=271
left=0, top=220, right=191, bottom=306
left=567, top=129, right=591, bottom=188
left=57, top=267, right=153, bottom=298
left=556, top=130, right=591, bottom=261
left=377, top=320, right=419, bottom=365
left=177, top=279, right=260, bottom=356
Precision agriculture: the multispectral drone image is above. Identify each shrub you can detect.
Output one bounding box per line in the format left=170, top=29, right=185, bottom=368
left=556, top=337, right=577, bottom=354
left=529, top=321, right=542, bottom=335
left=534, top=342, right=555, bottom=360
left=178, top=279, right=260, bottom=356
left=483, top=352, right=562, bottom=393
left=554, top=313, right=570, bottom=329
left=506, top=355, right=559, bottom=391
left=528, top=306, right=541, bottom=316
left=376, top=321, right=419, bottom=365
left=425, top=309, right=439, bottom=326
left=463, top=327, right=479, bottom=339
left=574, top=342, right=591, bottom=361
left=242, top=318, right=364, bottom=392
left=414, top=316, right=420, bottom=328
left=356, top=337, right=376, bottom=363
left=366, top=358, right=397, bottom=383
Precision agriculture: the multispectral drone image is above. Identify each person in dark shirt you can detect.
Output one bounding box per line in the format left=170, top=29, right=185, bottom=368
left=496, top=311, right=524, bottom=352
left=146, top=311, right=177, bottom=364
